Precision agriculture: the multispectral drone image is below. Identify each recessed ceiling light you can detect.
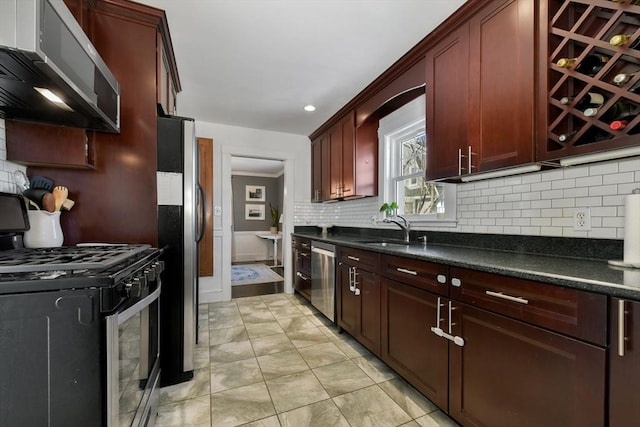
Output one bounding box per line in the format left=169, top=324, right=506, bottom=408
left=304, top=105, right=316, bottom=112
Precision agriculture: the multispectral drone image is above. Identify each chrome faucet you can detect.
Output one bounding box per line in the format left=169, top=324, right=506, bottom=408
left=383, top=215, right=411, bottom=242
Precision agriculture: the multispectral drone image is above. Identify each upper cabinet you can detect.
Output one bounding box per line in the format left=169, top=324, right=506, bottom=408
left=310, top=110, right=377, bottom=202
left=426, top=0, right=535, bottom=180
left=540, top=0, right=640, bottom=161
left=157, top=32, right=181, bottom=116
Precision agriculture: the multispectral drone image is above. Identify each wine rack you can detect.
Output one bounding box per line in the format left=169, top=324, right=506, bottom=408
left=543, top=0, right=640, bottom=160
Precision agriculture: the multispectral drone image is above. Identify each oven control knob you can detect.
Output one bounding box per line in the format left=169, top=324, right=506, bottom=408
left=144, top=267, right=156, bottom=282
left=122, top=282, right=133, bottom=298
left=154, top=261, right=165, bottom=274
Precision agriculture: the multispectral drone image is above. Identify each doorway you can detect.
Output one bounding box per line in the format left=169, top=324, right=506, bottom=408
left=230, top=156, right=285, bottom=298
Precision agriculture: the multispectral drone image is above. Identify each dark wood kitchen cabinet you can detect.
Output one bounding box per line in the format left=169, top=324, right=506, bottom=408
left=310, top=110, right=377, bottom=202
left=609, top=298, right=640, bottom=427
left=425, top=0, right=534, bottom=180
left=7, top=0, right=180, bottom=245
left=381, top=277, right=449, bottom=411
left=157, top=35, right=180, bottom=116
left=336, top=246, right=381, bottom=355
left=292, top=236, right=312, bottom=302
left=448, top=267, right=607, bottom=427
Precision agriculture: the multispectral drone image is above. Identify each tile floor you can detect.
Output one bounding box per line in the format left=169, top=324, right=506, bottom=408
left=155, top=292, right=460, bottom=427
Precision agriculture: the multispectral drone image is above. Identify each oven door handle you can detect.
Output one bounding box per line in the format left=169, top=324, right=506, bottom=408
left=117, top=285, right=161, bottom=324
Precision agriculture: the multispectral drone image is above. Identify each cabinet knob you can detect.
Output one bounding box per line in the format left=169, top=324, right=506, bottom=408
left=437, top=274, right=447, bottom=284
left=451, top=278, right=462, bottom=287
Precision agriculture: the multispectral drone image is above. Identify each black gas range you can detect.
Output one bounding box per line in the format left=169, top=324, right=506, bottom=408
left=0, top=192, right=163, bottom=427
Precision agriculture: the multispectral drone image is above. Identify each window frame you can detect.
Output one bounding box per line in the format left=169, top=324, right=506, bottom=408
left=378, top=95, right=457, bottom=226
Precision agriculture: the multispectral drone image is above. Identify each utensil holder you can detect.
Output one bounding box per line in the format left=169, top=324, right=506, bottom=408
left=23, top=211, right=64, bottom=248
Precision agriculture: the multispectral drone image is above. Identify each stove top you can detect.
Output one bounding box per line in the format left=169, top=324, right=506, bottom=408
left=0, top=244, right=151, bottom=274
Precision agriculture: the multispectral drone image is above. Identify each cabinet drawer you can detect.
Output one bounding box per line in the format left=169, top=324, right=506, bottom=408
left=294, top=269, right=311, bottom=302
left=338, top=246, right=380, bottom=273
left=292, top=237, right=311, bottom=251
left=449, top=267, right=607, bottom=346
left=381, top=255, right=449, bottom=296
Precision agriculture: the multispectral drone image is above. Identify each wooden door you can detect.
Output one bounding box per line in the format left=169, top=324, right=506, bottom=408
left=449, top=302, right=605, bottom=427
left=357, top=268, right=380, bottom=355
left=197, top=137, right=213, bottom=277
left=425, top=24, right=470, bottom=180
left=469, top=0, right=535, bottom=173
left=336, top=262, right=358, bottom=337
left=609, top=298, right=640, bottom=427
left=381, top=278, right=449, bottom=410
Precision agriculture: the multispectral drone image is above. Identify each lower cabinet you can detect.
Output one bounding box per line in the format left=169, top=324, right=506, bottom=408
left=449, top=302, right=605, bottom=427
left=292, top=237, right=311, bottom=301
left=336, top=259, right=381, bottom=355
left=609, top=298, right=640, bottom=427
left=381, top=278, right=448, bottom=410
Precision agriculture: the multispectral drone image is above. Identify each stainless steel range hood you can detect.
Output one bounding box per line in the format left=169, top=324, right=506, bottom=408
left=0, top=0, right=120, bottom=132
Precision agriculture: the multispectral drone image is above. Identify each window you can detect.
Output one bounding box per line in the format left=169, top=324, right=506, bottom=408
left=378, top=95, right=456, bottom=224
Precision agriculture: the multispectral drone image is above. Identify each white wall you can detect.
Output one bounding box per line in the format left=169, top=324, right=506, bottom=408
left=194, top=121, right=310, bottom=302
left=295, top=155, right=640, bottom=240
left=0, top=120, right=27, bottom=193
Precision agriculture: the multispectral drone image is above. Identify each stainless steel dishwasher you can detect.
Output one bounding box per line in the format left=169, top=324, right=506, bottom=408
left=311, top=241, right=336, bottom=322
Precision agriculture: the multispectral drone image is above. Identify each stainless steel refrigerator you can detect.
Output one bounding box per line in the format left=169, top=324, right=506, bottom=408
left=157, top=115, right=204, bottom=386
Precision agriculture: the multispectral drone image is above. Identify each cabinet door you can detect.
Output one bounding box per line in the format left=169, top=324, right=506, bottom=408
left=381, top=278, right=448, bottom=410
left=340, top=113, right=355, bottom=199
left=336, top=263, right=358, bottom=336
left=468, top=0, right=534, bottom=173
left=328, top=124, right=343, bottom=200
left=320, top=133, right=331, bottom=201
left=357, top=268, right=380, bottom=355
left=311, top=137, right=323, bottom=202
left=425, top=24, right=470, bottom=180
left=449, top=302, right=605, bottom=427
left=609, top=298, right=640, bottom=427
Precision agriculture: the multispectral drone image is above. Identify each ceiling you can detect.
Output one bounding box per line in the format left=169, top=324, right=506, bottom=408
left=231, top=156, right=284, bottom=176
left=136, top=0, right=467, bottom=136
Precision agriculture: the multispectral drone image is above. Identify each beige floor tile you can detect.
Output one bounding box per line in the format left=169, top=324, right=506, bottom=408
left=210, top=358, right=263, bottom=393
left=278, top=398, right=350, bottom=427
left=155, top=395, right=211, bottom=427
left=160, top=368, right=210, bottom=405
left=333, top=335, right=371, bottom=358
left=286, top=327, right=331, bottom=348
left=242, top=310, right=277, bottom=324
left=276, top=315, right=317, bottom=332
left=270, top=305, right=305, bottom=319
left=414, top=410, right=461, bottom=426
left=242, top=415, right=282, bottom=426
left=257, top=349, right=309, bottom=380
left=297, top=341, right=349, bottom=368
left=209, top=326, right=249, bottom=346
left=333, top=385, right=412, bottom=427
left=193, top=346, right=210, bottom=369
left=379, top=378, right=439, bottom=419
left=209, top=314, right=244, bottom=330
left=312, top=359, right=375, bottom=397
left=245, top=320, right=285, bottom=338
left=266, top=370, right=330, bottom=413
left=210, top=382, right=276, bottom=426
left=353, top=354, right=397, bottom=383
left=210, top=339, right=255, bottom=364
left=251, top=333, right=296, bottom=356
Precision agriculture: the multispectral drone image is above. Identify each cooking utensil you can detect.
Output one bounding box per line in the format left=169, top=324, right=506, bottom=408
left=23, top=188, right=56, bottom=212
left=53, top=186, right=68, bottom=211
left=30, top=176, right=54, bottom=191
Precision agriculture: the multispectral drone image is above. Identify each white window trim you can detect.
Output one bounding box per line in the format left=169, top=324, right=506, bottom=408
left=378, top=96, right=457, bottom=226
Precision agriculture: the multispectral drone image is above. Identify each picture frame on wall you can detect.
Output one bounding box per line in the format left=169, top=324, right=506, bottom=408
left=245, top=204, right=265, bottom=220
left=245, top=185, right=266, bottom=202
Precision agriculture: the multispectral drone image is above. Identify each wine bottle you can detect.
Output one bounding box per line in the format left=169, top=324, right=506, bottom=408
left=560, top=92, right=605, bottom=108
left=558, top=128, right=612, bottom=143
left=610, top=34, right=632, bottom=46
left=558, top=131, right=577, bottom=142
left=584, top=101, right=638, bottom=121
left=556, top=57, right=576, bottom=68
left=612, top=71, right=638, bottom=86
left=575, top=54, right=610, bottom=75
left=610, top=115, right=637, bottom=130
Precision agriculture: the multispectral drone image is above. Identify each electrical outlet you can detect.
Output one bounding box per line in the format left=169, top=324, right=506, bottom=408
left=214, top=206, right=222, bottom=216
left=573, top=207, right=591, bottom=231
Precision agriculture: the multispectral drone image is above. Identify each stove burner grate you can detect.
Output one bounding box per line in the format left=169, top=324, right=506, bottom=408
left=0, top=244, right=151, bottom=274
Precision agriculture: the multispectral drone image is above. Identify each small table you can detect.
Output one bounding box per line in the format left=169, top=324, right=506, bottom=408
left=257, top=234, right=282, bottom=267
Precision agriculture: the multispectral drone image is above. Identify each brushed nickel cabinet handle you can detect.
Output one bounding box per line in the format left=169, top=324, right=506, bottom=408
left=396, top=267, right=417, bottom=276
left=485, top=290, right=529, bottom=305
left=347, top=255, right=360, bottom=262
left=619, top=299, right=627, bottom=357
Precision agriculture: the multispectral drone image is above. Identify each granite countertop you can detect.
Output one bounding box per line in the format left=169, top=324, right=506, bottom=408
left=293, top=231, right=640, bottom=301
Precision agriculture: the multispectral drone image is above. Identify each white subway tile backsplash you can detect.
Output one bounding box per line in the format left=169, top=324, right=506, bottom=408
left=0, top=120, right=27, bottom=194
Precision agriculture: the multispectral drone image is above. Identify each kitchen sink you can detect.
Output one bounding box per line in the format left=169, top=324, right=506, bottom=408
left=360, top=240, right=413, bottom=248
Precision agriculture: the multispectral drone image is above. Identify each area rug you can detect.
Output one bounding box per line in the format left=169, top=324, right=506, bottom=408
left=231, top=263, right=284, bottom=286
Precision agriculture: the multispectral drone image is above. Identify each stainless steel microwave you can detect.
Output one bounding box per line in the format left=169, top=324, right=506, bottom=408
left=0, top=0, right=120, bottom=132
